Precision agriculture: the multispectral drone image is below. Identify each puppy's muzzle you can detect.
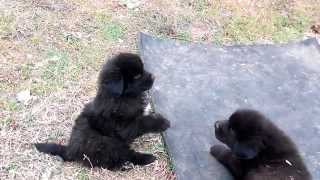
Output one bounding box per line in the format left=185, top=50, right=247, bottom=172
left=144, top=72, right=154, bottom=85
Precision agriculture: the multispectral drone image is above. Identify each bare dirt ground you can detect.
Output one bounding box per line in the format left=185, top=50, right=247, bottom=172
left=0, top=0, right=319, bottom=179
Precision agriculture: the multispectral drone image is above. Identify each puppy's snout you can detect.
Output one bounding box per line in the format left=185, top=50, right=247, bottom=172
left=144, top=71, right=154, bottom=81
left=215, top=121, right=221, bottom=129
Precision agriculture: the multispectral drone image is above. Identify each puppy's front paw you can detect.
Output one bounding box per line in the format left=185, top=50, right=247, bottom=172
left=131, top=153, right=156, bottom=166
left=210, top=144, right=229, bottom=159
left=152, top=113, right=170, bottom=131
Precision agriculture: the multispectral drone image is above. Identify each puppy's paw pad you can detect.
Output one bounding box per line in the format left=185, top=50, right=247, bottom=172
left=210, top=145, right=228, bottom=158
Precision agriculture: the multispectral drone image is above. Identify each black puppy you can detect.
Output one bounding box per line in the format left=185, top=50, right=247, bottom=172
left=35, top=53, right=170, bottom=169
left=210, top=109, right=311, bottom=180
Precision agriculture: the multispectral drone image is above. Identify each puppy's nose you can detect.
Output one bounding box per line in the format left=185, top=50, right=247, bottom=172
left=150, top=73, right=155, bottom=80
left=215, top=121, right=221, bottom=129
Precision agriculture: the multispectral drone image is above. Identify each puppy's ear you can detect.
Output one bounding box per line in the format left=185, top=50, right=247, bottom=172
left=232, top=142, right=258, bottom=159
left=102, top=67, right=124, bottom=97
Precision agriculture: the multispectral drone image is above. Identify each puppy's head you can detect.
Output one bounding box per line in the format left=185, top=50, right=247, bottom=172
left=99, top=53, right=154, bottom=97
left=214, top=109, right=269, bottom=159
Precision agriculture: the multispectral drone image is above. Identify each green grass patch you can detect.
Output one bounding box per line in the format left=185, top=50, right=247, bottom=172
left=42, top=50, right=69, bottom=82
left=192, top=0, right=210, bottom=13
left=1, top=116, right=13, bottom=127
left=47, top=130, right=65, bottom=141
left=33, top=49, right=70, bottom=94
left=222, top=12, right=311, bottom=43
left=76, top=168, right=89, bottom=180
left=2, top=98, right=20, bottom=112
left=101, top=22, right=126, bottom=41
left=0, top=14, right=14, bottom=37
left=7, top=100, right=19, bottom=111
left=20, top=64, right=33, bottom=80
left=30, top=35, right=42, bottom=45
left=176, top=31, right=191, bottom=41
left=208, top=3, right=312, bottom=43
left=2, top=163, right=18, bottom=175
left=1, top=98, right=19, bottom=126
left=271, top=12, right=311, bottom=42
left=212, top=31, right=224, bottom=45
left=94, top=11, right=111, bottom=25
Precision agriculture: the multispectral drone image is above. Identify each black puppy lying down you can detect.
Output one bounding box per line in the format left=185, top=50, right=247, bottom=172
left=210, top=109, right=311, bottom=180
left=35, top=53, right=170, bottom=169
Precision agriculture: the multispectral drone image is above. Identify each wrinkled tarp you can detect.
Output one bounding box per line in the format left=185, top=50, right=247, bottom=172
left=139, top=33, right=320, bottom=180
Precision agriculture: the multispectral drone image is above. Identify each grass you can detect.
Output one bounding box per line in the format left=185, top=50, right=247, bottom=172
left=42, top=50, right=69, bottom=82
left=1, top=116, right=16, bottom=128
left=3, top=99, right=20, bottom=112
left=30, top=50, right=70, bottom=94
left=222, top=11, right=311, bottom=43
left=208, top=1, right=315, bottom=43
left=0, top=0, right=318, bottom=179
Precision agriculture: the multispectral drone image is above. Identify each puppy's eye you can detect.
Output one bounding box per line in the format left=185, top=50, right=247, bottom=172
left=133, top=74, right=142, bottom=80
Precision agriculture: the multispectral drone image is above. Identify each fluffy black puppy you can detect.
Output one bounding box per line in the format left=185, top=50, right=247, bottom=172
left=35, top=53, right=170, bottom=169
left=210, top=109, right=311, bottom=180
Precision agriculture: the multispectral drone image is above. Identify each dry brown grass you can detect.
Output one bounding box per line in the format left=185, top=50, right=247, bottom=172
left=0, top=0, right=318, bottom=179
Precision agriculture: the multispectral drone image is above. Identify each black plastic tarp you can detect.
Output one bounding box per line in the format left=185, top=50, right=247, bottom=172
left=139, top=33, right=320, bottom=180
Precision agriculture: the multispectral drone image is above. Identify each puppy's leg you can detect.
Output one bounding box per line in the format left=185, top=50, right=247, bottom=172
left=128, top=150, right=156, bottom=165
left=137, top=113, right=170, bottom=134
left=116, top=114, right=170, bottom=142
left=210, top=145, right=243, bottom=178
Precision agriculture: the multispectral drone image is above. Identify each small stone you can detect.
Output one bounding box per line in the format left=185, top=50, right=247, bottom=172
left=26, top=54, right=33, bottom=59
left=119, top=0, right=141, bottom=9
left=16, top=90, right=31, bottom=103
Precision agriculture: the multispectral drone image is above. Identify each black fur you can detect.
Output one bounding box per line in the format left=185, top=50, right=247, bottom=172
left=35, top=53, right=170, bottom=169
left=210, top=109, right=311, bottom=180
